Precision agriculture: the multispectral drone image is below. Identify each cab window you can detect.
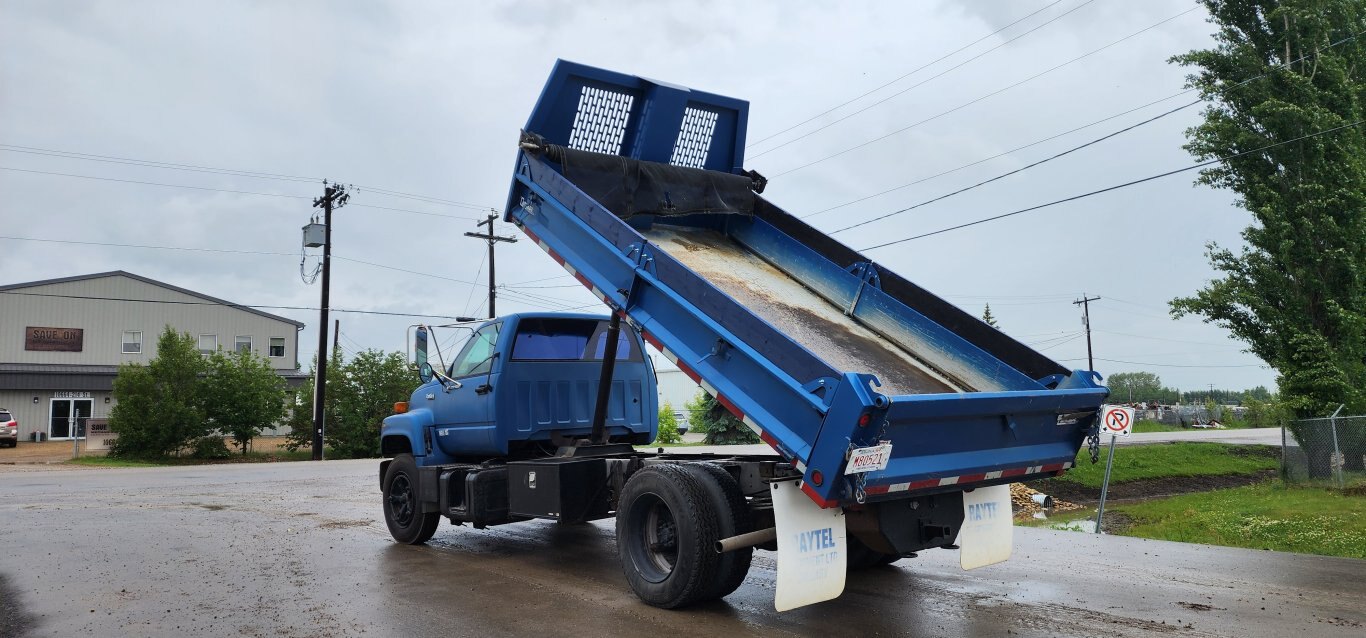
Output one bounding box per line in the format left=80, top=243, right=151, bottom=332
left=451, top=323, right=500, bottom=377
left=511, top=318, right=640, bottom=362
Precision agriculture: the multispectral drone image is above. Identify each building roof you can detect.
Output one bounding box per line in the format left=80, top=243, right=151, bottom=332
left=0, top=271, right=305, bottom=327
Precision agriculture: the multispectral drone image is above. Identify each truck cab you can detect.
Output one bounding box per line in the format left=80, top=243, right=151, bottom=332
left=381, top=312, right=657, bottom=464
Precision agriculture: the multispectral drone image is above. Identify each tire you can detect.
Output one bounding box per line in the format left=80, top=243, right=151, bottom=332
left=382, top=454, right=440, bottom=545
left=615, top=464, right=723, bottom=608
left=683, top=463, right=753, bottom=600
left=847, top=533, right=900, bottom=570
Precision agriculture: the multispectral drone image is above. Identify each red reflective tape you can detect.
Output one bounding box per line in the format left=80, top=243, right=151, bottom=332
left=1000, top=467, right=1028, bottom=478
left=522, top=226, right=541, bottom=244
left=715, top=394, right=744, bottom=420
left=1040, top=463, right=1066, bottom=473
left=758, top=430, right=778, bottom=447
left=675, top=361, right=701, bottom=383
left=640, top=331, right=663, bottom=350
left=864, top=485, right=890, bottom=495
left=907, top=479, right=940, bottom=490
left=574, top=272, right=593, bottom=288
left=957, top=473, right=987, bottom=484
left=799, top=481, right=838, bottom=509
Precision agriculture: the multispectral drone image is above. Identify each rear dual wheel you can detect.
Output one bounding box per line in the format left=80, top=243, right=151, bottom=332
left=615, top=463, right=753, bottom=608
left=847, top=534, right=902, bottom=570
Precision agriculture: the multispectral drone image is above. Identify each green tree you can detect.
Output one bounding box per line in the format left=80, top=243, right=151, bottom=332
left=981, top=303, right=999, bottom=329
left=1106, top=371, right=1164, bottom=403
left=284, top=351, right=335, bottom=453
left=202, top=347, right=288, bottom=454
left=109, top=327, right=209, bottom=458
left=694, top=391, right=760, bottom=445
left=683, top=391, right=710, bottom=434
left=654, top=401, right=682, bottom=445
left=1169, top=0, right=1366, bottom=417
left=327, top=349, right=415, bottom=459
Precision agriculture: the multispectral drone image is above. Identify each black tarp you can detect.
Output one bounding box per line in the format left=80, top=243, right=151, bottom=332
left=526, top=133, right=759, bottom=218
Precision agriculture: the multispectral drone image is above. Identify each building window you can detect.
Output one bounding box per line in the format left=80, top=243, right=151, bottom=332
left=269, top=337, right=285, bottom=357
left=122, top=331, right=142, bottom=354
left=235, top=336, right=252, bottom=353
left=199, top=334, right=217, bottom=355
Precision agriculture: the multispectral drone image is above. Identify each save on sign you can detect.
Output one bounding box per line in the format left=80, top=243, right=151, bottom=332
left=1100, top=405, right=1135, bottom=437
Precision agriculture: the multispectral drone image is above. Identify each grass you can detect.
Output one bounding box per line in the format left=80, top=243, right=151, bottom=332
left=1111, top=482, right=1366, bottom=559
left=1058, top=442, right=1278, bottom=488
left=67, top=456, right=166, bottom=468
left=67, top=448, right=321, bottom=467
left=1130, top=418, right=1258, bottom=433
left=1131, top=420, right=1183, bottom=433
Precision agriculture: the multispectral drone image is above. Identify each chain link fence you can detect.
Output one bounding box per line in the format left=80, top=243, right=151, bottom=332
left=1282, top=414, right=1366, bottom=489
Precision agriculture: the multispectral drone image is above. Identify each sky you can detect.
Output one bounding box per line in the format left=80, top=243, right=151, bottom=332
left=0, top=0, right=1277, bottom=393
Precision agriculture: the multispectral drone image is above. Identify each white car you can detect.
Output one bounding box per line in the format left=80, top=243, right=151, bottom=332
left=0, top=410, right=17, bottom=447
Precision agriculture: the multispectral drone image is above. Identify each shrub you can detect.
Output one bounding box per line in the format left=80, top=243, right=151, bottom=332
left=654, top=401, right=682, bottom=445
left=109, top=327, right=209, bottom=458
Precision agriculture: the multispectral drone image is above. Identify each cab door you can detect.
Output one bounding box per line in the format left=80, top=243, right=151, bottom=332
left=431, top=322, right=501, bottom=455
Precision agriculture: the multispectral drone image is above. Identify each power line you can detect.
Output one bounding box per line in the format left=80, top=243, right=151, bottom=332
left=767, top=6, right=1200, bottom=178
left=1057, top=356, right=1265, bottom=369
left=860, top=118, right=1366, bottom=250
left=0, top=143, right=496, bottom=211
left=0, top=234, right=296, bottom=256
left=801, top=28, right=1366, bottom=221
left=0, top=290, right=470, bottom=319
left=0, top=165, right=485, bottom=221
left=462, top=253, right=488, bottom=316
left=1094, top=329, right=1244, bottom=348
left=746, top=0, right=1076, bottom=152
left=828, top=100, right=1200, bottom=234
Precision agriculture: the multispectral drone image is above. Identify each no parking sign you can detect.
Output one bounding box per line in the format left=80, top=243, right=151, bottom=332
left=1100, top=405, right=1135, bottom=437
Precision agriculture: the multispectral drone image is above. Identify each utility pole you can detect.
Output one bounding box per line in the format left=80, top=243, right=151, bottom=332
left=310, top=181, right=348, bottom=462
left=333, top=319, right=340, bottom=356
left=1073, top=294, right=1100, bottom=370
left=464, top=211, right=518, bottom=318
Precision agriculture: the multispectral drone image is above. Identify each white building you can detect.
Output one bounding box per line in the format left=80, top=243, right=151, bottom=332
left=0, top=271, right=307, bottom=442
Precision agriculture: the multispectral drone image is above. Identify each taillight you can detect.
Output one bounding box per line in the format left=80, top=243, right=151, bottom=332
left=857, top=413, right=871, bottom=427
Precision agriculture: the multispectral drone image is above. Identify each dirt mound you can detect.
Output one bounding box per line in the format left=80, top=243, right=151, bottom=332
left=1030, top=469, right=1277, bottom=505
left=1011, top=483, right=1082, bottom=517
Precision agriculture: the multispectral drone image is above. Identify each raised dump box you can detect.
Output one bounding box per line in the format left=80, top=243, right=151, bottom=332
left=504, top=61, right=1108, bottom=508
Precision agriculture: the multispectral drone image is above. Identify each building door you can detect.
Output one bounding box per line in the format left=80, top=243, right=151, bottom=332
left=49, top=399, right=93, bottom=440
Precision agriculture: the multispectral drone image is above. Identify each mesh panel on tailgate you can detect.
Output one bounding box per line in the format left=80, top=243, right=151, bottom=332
left=669, top=106, right=719, bottom=168
left=567, top=86, right=635, bottom=155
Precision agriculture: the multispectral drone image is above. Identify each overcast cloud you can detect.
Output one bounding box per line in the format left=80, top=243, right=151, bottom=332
left=0, top=0, right=1274, bottom=392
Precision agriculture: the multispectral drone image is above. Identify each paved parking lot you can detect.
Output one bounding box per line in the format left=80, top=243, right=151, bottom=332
left=2, top=459, right=1363, bottom=637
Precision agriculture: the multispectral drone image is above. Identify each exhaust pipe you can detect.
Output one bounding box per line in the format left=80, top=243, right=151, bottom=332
left=715, top=527, right=777, bottom=554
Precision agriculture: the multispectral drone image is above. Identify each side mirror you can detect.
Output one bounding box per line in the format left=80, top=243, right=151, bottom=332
left=418, top=362, right=434, bottom=384
left=415, top=326, right=429, bottom=370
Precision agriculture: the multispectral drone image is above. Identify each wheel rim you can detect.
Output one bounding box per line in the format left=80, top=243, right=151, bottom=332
left=626, top=492, right=677, bottom=583
left=388, top=473, right=415, bottom=527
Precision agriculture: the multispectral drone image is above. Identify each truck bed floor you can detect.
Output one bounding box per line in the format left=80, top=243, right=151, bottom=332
left=643, top=225, right=963, bottom=396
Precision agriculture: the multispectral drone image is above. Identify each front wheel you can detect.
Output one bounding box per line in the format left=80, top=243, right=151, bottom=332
left=382, top=454, right=440, bottom=544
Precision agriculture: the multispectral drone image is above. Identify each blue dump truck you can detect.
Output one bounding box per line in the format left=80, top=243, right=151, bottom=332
left=380, top=61, right=1109, bottom=611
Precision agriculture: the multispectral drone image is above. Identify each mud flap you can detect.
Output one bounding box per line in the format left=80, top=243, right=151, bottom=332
left=772, top=480, right=847, bottom=611
left=958, top=484, right=1013, bottom=570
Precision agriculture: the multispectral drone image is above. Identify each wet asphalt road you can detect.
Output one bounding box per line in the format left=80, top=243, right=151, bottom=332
left=2, top=460, right=1362, bottom=637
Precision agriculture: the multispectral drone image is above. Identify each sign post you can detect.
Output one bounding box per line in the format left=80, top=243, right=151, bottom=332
left=1094, top=405, right=1134, bottom=534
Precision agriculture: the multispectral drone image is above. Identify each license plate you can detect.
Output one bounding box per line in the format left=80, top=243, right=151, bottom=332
left=958, top=484, right=1013, bottom=570
left=844, top=443, right=892, bottom=474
